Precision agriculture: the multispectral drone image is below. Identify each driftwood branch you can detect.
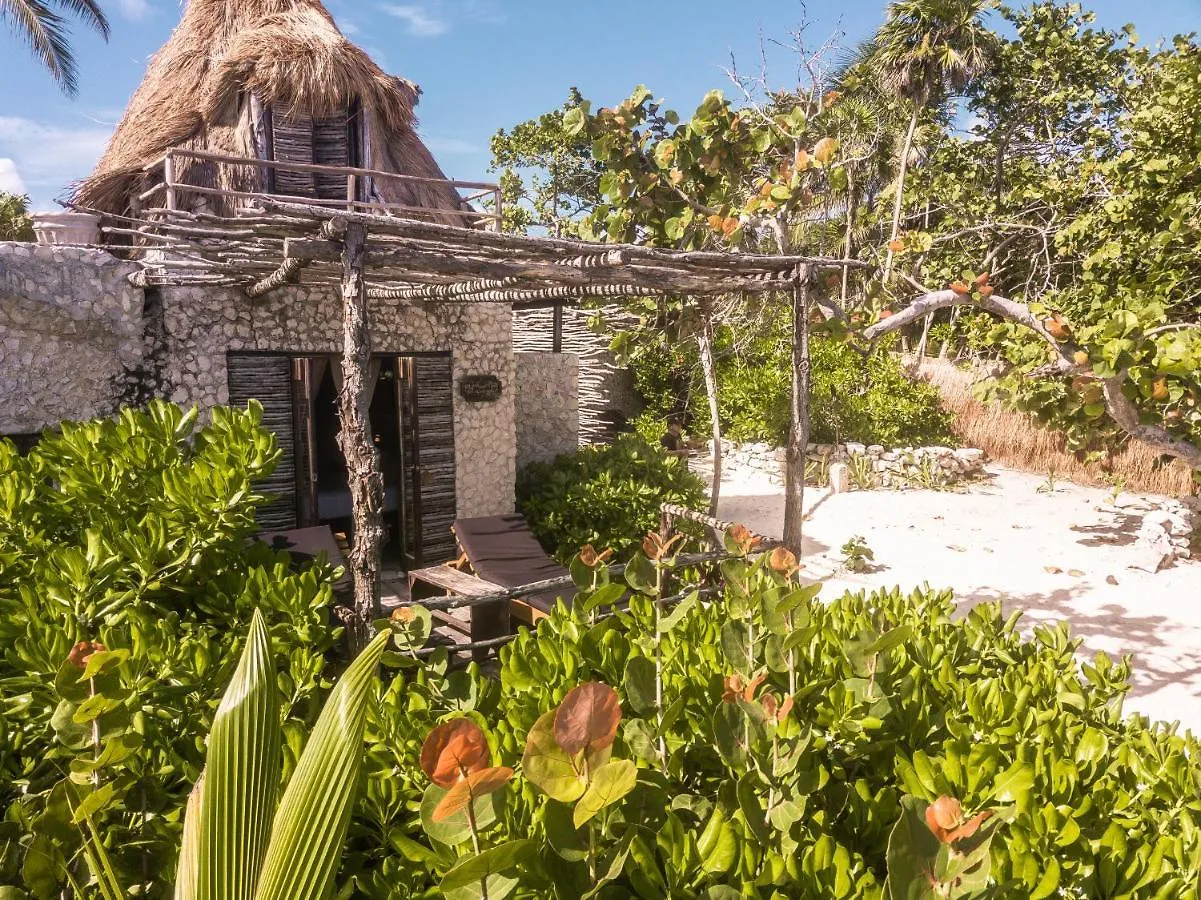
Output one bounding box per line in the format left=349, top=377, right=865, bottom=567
left=336, top=221, right=386, bottom=647
left=865, top=288, right=1201, bottom=469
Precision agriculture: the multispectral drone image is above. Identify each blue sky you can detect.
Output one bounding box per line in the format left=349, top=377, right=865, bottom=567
left=1, top=0, right=1199, bottom=210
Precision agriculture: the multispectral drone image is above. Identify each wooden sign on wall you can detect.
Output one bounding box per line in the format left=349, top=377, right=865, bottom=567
left=458, top=374, right=503, bottom=403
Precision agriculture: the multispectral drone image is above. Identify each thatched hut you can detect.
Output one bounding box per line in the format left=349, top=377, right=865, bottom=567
left=72, top=0, right=472, bottom=222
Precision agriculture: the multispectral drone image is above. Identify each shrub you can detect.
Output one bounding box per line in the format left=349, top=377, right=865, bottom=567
left=0, top=192, right=35, bottom=242
left=628, top=324, right=957, bottom=450
left=0, top=402, right=340, bottom=898
left=338, top=547, right=1201, bottom=897
left=516, top=435, right=707, bottom=561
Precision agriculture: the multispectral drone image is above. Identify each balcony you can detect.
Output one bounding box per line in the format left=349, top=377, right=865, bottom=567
left=134, top=148, right=502, bottom=231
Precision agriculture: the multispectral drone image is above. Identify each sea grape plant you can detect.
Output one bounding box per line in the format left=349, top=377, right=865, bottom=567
left=384, top=529, right=1201, bottom=898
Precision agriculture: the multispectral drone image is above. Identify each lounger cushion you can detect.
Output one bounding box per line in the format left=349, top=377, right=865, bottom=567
left=453, top=515, right=571, bottom=613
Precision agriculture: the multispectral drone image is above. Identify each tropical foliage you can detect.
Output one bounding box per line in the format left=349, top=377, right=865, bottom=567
left=3, top=407, right=1200, bottom=899
left=0, top=403, right=341, bottom=898
left=627, top=327, right=955, bottom=448
left=319, top=539, right=1201, bottom=897
left=516, top=435, right=707, bottom=562
left=499, top=0, right=1201, bottom=483
left=1, top=0, right=110, bottom=95
left=0, top=193, right=36, bottom=242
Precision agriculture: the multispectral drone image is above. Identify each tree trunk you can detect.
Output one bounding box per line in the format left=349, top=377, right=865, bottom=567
left=883, top=101, right=921, bottom=284
left=782, top=271, right=812, bottom=556
left=697, top=309, right=722, bottom=517
left=336, top=220, right=384, bottom=649
left=841, top=169, right=859, bottom=306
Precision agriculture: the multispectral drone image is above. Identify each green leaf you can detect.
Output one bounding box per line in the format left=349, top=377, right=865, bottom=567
left=885, top=796, right=942, bottom=900
left=521, top=710, right=587, bottom=803
left=866, top=625, right=913, bottom=655
left=624, top=656, right=657, bottom=715
left=543, top=800, right=587, bottom=862
left=720, top=621, right=751, bottom=673
left=70, top=783, right=117, bottom=825
left=443, top=874, right=518, bottom=900
left=990, top=761, right=1034, bottom=807
left=440, top=840, right=532, bottom=892
left=253, top=627, right=390, bottom=900
left=658, top=590, right=698, bottom=633
left=420, top=783, right=498, bottom=847
left=573, top=759, right=637, bottom=828
left=198, top=609, right=280, bottom=900
left=697, top=808, right=738, bottom=875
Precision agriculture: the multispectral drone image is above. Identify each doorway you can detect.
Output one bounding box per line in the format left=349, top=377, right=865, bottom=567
left=226, top=351, right=457, bottom=567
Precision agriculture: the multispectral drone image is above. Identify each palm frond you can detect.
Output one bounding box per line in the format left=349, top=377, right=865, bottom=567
left=0, top=0, right=110, bottom=95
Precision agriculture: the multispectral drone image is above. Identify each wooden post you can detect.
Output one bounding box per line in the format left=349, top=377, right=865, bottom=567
left=782, top=267, right=812, bottom=556
left=336, top=220, right=385, bottom=647
left=552, top=304, right=564, bottom=354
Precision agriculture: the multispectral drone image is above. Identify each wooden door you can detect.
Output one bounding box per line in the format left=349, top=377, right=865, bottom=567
left=399, top=355, right=458, bottom=566
left=226, top=353, right=298, bottom=529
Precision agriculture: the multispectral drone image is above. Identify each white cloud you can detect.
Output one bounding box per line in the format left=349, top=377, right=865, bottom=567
left=0, top=159, right=26, bottom=195
left=116, top=0, right=151, bottom=21
left=0, top=117, right=113, bottom=196
left=380, top=3, right=450, bottom=37
left=420, top=134, right=479, bottom=155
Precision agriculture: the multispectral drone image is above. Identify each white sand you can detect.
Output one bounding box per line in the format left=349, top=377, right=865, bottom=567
left=709, top=463, right=1201, bottom=731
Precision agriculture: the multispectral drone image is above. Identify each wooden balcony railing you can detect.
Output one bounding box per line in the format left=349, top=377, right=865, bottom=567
left=137, top=148, right=502, bottom=231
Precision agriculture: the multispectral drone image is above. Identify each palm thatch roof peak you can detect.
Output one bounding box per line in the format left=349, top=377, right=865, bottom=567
left=73, top=0, right=455, bottom=216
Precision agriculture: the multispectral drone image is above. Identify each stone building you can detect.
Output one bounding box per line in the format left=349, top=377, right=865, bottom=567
left=0, top=0, right=579, bottom=566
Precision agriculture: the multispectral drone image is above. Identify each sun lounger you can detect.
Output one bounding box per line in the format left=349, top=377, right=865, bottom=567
left=449, top=514, right=572, bottom=622
left=406, top=514, right=572, bottom=659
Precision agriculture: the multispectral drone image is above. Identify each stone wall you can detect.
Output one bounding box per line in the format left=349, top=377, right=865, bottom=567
left=515, top=351, right=579, bottom=471
left=722, top=440, right=988, bottom=490
left=156, top=284, right=516, bottom=518
left=0, top=243, right=143, bottom=433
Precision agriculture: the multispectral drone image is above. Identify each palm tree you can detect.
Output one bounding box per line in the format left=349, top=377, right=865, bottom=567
left=856, top=0, right=996, bottom=281
left=1, top=0, right=110, bottom=96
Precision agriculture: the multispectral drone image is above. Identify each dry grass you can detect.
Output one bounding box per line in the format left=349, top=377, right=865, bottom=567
left=919, top=358, right=1195, bottom=497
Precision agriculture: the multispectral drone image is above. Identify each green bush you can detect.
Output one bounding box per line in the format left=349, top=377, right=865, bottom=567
left=628, top=325, right=957, bottom=449
left=7, top=406, right=1199, bottom=898
left=344, top=550, right=1201, bottom=898
left=516, top=435, right=707, bottom=561
left=0, top=402, right=340, bottom=898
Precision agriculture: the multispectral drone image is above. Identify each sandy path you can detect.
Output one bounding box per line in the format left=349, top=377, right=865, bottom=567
left=710, top=463, right=1201, bottom=731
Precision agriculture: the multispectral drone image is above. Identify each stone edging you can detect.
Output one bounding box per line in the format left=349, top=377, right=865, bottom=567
left=719, top=440, right=987, bottom=490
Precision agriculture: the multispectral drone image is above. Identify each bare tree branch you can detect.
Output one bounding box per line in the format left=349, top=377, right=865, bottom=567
left=864, top=287, right=1201, bottom=469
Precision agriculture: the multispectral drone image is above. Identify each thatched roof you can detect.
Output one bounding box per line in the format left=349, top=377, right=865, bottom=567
left=73, top=0, right=466, bottom=218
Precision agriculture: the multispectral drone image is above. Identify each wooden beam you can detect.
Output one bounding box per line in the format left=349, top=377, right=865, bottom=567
left=246, top=256, right=308, bottom=298
left=263, top=199, right=870, bottom=272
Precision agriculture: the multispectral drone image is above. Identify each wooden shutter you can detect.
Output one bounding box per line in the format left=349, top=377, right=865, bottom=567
left=401, top=356, right=457, bottom=565
left=227, top=354, right=298, bottom=530
left=270, top=113, right=317, bottom=198
left=268, top=106, right=359, bottom=201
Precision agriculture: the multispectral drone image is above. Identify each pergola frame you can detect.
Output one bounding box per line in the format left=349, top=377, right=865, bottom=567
left=83, top=200, right=870, bottom=642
